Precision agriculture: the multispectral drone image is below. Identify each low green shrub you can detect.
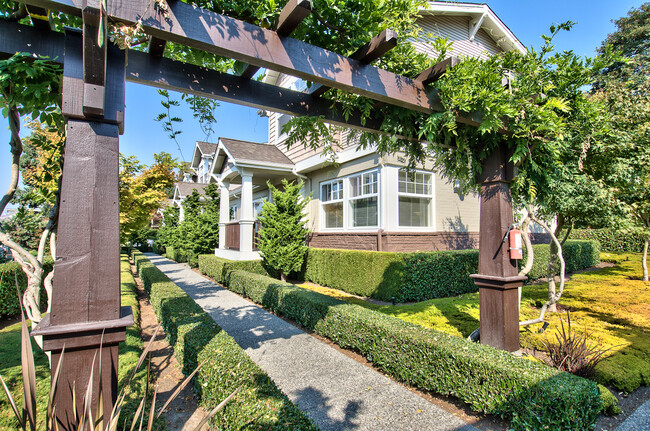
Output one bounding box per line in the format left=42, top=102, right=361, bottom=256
left=0, top=260, right=52, bottom=318
left=131, top=251, right=316, bottom=430
left=303, top=241, right=600, bottom=302
left=570, top=228, right=644, bottom=253
left=198, top=255, right=270, bottom=285
left=226, top=269, right=602, bottom=430
left=303, top=248, right=404, bottom=300
left=524, top=240, right=601, bottom=280
left=598, top=384, right=621, bottom=416
left=165, top=246, right=198, bottom=267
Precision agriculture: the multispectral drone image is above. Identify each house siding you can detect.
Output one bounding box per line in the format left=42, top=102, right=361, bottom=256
left=434, top=173, right=480, bottom=232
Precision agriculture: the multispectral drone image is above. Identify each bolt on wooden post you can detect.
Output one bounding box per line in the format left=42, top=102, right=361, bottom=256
left=31, top=5, right=132, bottom=428
left=470, top=143, right=527, bottom=352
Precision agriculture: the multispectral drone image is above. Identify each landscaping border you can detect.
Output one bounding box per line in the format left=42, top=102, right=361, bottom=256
left=215, top=268, right=601, bottom=430
left=131, top=250, right=317, bottom=430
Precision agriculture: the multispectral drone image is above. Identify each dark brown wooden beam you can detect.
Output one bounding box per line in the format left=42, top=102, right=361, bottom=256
left=239, top=0, right=312, bottom=79
left=147, top=36, right=167, bottom=57
left=0, top=19, right=64, bottom=60
left=414, top=56, right=460, bottom=85
left=17, top=0, right=438, bottom=113
left=309, top=29, right=398, bottom=97
left=81, top=4, right=106, bottom=117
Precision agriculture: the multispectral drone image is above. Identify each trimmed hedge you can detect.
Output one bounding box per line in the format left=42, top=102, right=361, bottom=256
left=0, top=260, right=53, bottom=318
left=303, top=241, right=600, bottom=302
left=225, top=269, right=601, bottom=430
left=198, top=254, right=269, bottom=285
left=570, top=228, right=645, bottom=253
left=131, top=251, right=317, bottom=430
left=165, top=246, right=198, bottom=268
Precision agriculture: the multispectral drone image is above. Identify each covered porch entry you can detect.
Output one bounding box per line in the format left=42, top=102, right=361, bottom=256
left=212, top=138, right=297, bottom=260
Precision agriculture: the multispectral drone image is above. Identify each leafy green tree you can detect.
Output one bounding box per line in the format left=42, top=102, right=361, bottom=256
left=119, top=152, right=178, bottom=243
left=257, top=179, right=310, bottom=281
left=592, top=3, right=650, bottom=281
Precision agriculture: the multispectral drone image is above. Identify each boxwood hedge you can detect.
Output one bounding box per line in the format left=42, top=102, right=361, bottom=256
left=569, top=228, right=644, bottom=253
left=198, top=254, right=270, bottom=285
left=0, top=259, right=52, bottom=318
left=131, top=251, right=316, bottom=430
left=302, top=241, right=600, bottom=302
left=225, top=269, right=601, bottom=430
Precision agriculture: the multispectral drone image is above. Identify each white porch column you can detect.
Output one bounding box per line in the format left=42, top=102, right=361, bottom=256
left=239, top=170, right=254, bottom=254
left=218, top=181, right=230, bottom=251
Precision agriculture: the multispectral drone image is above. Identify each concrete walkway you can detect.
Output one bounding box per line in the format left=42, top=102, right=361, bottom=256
left=615, top=398, right=650, bottom=431
left=144, top=254, right=477, bottom=431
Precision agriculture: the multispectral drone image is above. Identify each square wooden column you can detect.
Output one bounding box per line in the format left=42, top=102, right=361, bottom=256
left=470, top=143, right=526, bottom=352
left=32, top=19, right=132, bottom=430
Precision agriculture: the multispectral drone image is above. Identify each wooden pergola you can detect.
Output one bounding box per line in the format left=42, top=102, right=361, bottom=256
left=2, top=0, right=526, bottom=428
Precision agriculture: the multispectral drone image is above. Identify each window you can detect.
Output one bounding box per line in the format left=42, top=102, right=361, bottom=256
left=398, top=170, right=432, bottom=227
left=253, top=199, right=265, bottom=219
left=349, top=172, right=378, bottom=227
left=320, top=169, right=379, bottom=230
left=321, top=180, right=343, bottom=228
left=276, top=113, right=292, bottom=141
left=229, top=205, right=239, bottom=221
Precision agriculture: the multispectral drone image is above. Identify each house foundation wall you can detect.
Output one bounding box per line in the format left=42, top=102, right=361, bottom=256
left=307, top=232, right=551, bottom=252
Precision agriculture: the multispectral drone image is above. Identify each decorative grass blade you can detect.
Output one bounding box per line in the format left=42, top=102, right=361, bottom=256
left=129, top=397, right=146, bottom=431
left=82, top=351, right=98, bottom=431
left=125, top=326, right=160, bottom=388
left=0, top=374, right=23, bottom=429
left=191, top=385, right=242, bottom=431
left=18, top=285, right=37, bottom=431
left=146, top=385, right=158, bottom=431
left=95, top=334, right=105, bottom=431
left=156, top=360, right=206, bottom=419
left=47, top=347, right=65, bottom=430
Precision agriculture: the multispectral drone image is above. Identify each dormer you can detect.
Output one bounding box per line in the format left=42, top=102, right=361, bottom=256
left=190, top=141, right=218, bottom=184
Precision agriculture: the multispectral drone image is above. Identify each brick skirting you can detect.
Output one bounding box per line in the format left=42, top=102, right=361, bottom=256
left=307, top=231, right=551, bottom=252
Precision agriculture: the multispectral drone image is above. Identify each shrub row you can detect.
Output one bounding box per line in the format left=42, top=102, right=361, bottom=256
left=223, top=269, right=601, bottom=430
left=569, top=228, right=645, bottom=253
left=131, top=250, right=317, bottom=430
left=0, top=259, right=52, bottom=318
left=165, top=246, right=198, bottom=268
left=198, top=254, right=270, bottom=285
left=303, top=241, right=600, bottom=302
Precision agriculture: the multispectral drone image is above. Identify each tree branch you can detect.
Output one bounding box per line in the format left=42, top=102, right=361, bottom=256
left=0, top=106, right=22, bottom=217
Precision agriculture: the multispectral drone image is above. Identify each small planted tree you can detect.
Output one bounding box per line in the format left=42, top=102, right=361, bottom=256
left=257, top=179, right=310, bottom=282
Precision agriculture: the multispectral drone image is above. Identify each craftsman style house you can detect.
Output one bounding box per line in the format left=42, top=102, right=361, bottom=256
left=175, top=1, right=526, bottom=260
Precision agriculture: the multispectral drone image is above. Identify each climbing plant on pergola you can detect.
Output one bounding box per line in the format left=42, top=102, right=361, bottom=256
left=0, top=1, right=612, bottom=428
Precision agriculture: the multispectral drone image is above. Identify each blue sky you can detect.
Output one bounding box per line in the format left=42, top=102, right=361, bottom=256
left=0, top=0, right=645, bottom=214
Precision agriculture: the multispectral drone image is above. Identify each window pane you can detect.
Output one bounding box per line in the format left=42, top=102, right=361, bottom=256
left=323, top=202, right=343, bottom=228
left=399, top=196, right=430, bottom=227
left=351, top=197, right=378, bottom=227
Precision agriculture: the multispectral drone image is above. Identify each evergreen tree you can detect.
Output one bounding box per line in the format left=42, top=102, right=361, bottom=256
left=257, top=179, right=310, bottom=281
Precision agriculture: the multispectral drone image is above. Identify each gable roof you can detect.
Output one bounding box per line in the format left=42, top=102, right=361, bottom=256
left=220, top=138, right=293, bottom=165
left=174, top=182, right=210, bottom=199
left=421, top=1, right=525, bottom=53
left=191, top=141, right=218, bottom=169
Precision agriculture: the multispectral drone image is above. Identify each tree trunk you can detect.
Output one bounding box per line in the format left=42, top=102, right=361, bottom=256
left=280, top=272, right=286, bottom=282
left=643, top=238, right=648, bottom=282
left=547, top=217, right=564, bottom=313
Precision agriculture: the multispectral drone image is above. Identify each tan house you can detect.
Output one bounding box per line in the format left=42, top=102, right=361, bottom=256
left=179, top=1, right=526, bottom=260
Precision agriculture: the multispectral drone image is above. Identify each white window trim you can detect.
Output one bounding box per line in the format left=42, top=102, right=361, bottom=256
left=319, top=168, right=380, bottom=232
left=397, top=169, right=435, bottom=230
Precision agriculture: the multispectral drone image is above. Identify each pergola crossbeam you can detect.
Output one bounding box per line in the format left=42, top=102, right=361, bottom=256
left=148, top=36, right=167, bottom=57
left=240, top=0, right=313, bottom=79
left=16, top=0, right=438, bottom=113
left=309, top=29, right=398, bottom=97
left=414, top=56, right=460, bottom=85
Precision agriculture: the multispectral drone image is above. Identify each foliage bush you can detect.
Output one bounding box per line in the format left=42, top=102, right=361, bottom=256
left=569, top=228, right=645, bottom=253
left=303, top=241, right=600, bottom=302
left=131, top=250, right=317, bottom=430
left=0, top=259, right=52, bottom=319
left=198, top=255, right=270, bottom=285
left=224, top=269, right=601, bottom=430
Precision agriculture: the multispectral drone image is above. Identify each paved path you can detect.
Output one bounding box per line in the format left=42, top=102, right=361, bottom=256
left=145, top=254, right=478, bottom=431
left=615, top=398, right=650, bottom=431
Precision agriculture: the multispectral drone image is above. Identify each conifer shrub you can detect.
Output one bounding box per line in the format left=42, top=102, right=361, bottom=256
left=257, top=179, right=309, bottom=281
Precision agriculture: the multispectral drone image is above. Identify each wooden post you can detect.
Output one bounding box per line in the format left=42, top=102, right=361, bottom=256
left=470, top=143, right=526, bottom=352
left=31, top=16, right=131, bottom=430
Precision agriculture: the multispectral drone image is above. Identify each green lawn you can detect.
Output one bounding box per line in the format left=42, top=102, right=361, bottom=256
left=300, top=252, right=650, bottom=393
left=0, top=255, right=160, bottom=429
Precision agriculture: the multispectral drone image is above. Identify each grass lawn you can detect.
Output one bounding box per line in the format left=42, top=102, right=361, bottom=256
left=300, top=252, right=650, bottom=393
left=0, top=255, right=158, bottom=429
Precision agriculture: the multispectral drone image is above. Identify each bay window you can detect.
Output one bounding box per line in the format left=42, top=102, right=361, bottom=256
left=321, top=180, right=344, bottom=228
left=349, top=171, right=378, bottom=227
left=398, top=170, right=432, bottom=227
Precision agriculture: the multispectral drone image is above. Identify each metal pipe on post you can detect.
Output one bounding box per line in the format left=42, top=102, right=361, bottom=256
left=31, top=6, right=132, bottom=428
left=470, top=143, right=527, bottom=352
